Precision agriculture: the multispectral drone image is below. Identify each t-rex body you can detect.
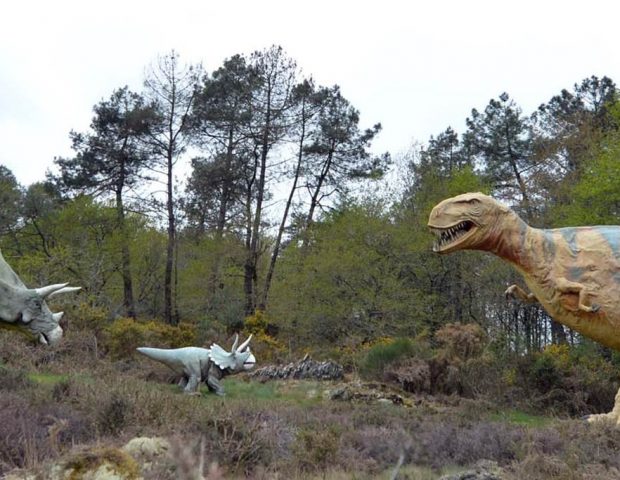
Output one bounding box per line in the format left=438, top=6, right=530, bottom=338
left=428, top=192, right=620, bottom=423
left=137, top=334, right=256, bottom=395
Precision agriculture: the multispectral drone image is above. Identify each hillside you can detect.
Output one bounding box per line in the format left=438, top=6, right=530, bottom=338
left=2, top=330, right=620, bottom=480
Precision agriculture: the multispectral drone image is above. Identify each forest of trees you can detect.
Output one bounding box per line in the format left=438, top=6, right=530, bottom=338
left=2, top=45, right=619, bottom=356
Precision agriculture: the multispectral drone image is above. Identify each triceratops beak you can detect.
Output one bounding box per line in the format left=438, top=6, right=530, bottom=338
left=39, top=326, right=63, bottom=346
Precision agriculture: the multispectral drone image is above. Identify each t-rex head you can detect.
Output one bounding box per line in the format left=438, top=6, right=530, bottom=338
left=427, top=192, right=512, bottom=254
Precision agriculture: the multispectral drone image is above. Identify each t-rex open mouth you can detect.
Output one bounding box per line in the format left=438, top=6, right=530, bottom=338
left=430, top=220, right=475, bottom=252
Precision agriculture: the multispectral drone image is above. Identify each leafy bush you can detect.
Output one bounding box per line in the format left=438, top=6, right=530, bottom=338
left=359, top=337, right=418, bottom=380
left=244, top=311, right=286, bottom=362
left=293, top=426, right=341, bottom=473
left=97, top=395, right=130, bottom=436
left=435, top=322, right=486, bottom=362
left=102, top=318, right=197, bottom=359
left=69, top=302, right=109, bottom=334
left=512, top=343, right=620, bottom=416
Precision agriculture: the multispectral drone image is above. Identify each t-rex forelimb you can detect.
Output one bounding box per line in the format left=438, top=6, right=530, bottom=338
left=555, top=277, right=600, bottom=313
left=505, top=284, right=538, bottom=304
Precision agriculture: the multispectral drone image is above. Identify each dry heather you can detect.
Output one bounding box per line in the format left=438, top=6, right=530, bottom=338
left=2, top=330, right=620, bottom=479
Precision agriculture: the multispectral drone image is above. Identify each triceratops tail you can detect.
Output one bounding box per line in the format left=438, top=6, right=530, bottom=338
left=136, top=347, right=178, bottom=364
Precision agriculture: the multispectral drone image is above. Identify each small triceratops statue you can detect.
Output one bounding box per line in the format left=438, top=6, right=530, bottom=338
left=0, top=250, right=80, bottom=345
left=137, top=334, right=256, bottom=395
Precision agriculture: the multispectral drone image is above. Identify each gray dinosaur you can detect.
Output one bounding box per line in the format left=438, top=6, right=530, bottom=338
left=137, top=334, right=256, bottom=395
left=0, top=250, right=80, bottom=345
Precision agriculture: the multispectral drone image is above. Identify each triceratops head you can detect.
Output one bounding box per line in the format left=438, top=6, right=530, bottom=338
left=209, top=334, right=256, bottom=372
left=0, top=251, right=80, bottom=346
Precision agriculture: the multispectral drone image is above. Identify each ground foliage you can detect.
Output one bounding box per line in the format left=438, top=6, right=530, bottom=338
left=2, top=325, right=620, bottom=479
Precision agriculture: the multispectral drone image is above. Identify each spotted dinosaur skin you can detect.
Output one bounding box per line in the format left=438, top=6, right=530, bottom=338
left=428, top=192, right=620, bottom=423
left=428, top=192, right=620, bottom=349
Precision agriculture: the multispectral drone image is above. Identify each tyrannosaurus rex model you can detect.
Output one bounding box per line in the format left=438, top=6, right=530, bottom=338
left=427, top=191, right=620, bottom=424
left=137, top=334, right=256, bottom=395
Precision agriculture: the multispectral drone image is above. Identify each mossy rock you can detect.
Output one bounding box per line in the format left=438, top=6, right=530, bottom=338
left=54, top=447, right=140, bottom=480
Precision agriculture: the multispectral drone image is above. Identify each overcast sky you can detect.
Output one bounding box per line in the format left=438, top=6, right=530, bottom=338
left=2, top=0, right=619, bottom=186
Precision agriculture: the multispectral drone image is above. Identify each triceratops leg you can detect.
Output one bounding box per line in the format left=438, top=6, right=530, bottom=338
left=178, top=376, right=188, bottom=389
left=505, top=284, right=538, bottom=304
left=206, top=374, right=225, bottom=396
left=556, top=277, right=600, bottom=313
left=184, top=374, right=201, bottom=394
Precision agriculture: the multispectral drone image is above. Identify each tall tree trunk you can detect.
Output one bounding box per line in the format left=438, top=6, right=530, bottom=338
left=207, top=129, right=235, bottom=302
left=245, top=95, right=271, bottom=315
left=243, top=191, right=255, bottom=316
left=550, top=317, right=567, bottom=344
left=259, top=102, right=307, bottom=309
left=243, top=152, right=258, bottom=316
left=306, top=145, right=335, bottom=230
left=164, top=149, right=176, bottom=324
left=116, top=184, right=136, bottom=319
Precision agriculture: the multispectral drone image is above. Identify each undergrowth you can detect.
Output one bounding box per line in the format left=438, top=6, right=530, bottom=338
left=2, top=329, right=620, bottom=479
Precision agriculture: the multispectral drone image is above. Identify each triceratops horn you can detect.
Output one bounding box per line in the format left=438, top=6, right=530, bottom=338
left=230, top=333, right=239, bottom=352
left=35, top=283, right=69, bottom=299
left=237, top=334, right=253, bottom=352
left=52, top=312, right=64, bottom=322
left=48, top=286, right=82, bottom=298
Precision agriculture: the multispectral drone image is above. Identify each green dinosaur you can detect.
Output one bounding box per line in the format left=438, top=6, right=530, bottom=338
left=428, top=192, right=620, bottom=424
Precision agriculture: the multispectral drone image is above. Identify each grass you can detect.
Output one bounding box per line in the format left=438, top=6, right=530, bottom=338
left=490, top=408, right=553, bottom=427
left=27, top=372, right=68, bottom=385
left=200, top=377, right=328, bottom=406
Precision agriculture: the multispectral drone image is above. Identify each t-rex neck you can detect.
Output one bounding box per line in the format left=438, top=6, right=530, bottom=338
left=483, top=210, right=540, bottom=274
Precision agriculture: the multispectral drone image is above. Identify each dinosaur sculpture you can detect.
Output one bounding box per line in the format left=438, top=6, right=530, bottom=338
left=428, top=192, right=620, bottom=424
left=0, top=250, right=80, bottom=345
left=137, top=334, right=256, bottom=395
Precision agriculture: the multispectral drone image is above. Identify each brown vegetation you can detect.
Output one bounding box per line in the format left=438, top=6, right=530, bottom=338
left=2, top=326, right=620, bottom=479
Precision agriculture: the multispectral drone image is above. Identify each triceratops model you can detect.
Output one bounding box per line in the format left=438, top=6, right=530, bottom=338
left=0, top=250, right=80, bottom=345
left=428, top=192, right=620, bottom=424
left=137, top=334, right=256, bottom=395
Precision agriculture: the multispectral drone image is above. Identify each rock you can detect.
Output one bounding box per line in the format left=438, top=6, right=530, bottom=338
left=49, top=447, right=141, bottom=480
left=250, top=356, right=344, bottom=381
left=328, top=383, right=405, bottom=406
left=122, top=437, right=170, bottom=459
left=438, top=460, right=503, bottom=480
left=122, top=437, right=171, bottom=472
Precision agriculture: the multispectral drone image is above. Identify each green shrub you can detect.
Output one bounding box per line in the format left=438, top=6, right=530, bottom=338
left=244, top=311, right=286, bottom=363
left=435, top=322, right=486, bottom=363
left=97, top=396, right=130, bottom=436
left=359, top=338, right=418, bottom=380
left=102, top=318, right=197, bottom=359
left=68, top=302, right=108, bottom=334
left=293, top=426, right=340, bottom=473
